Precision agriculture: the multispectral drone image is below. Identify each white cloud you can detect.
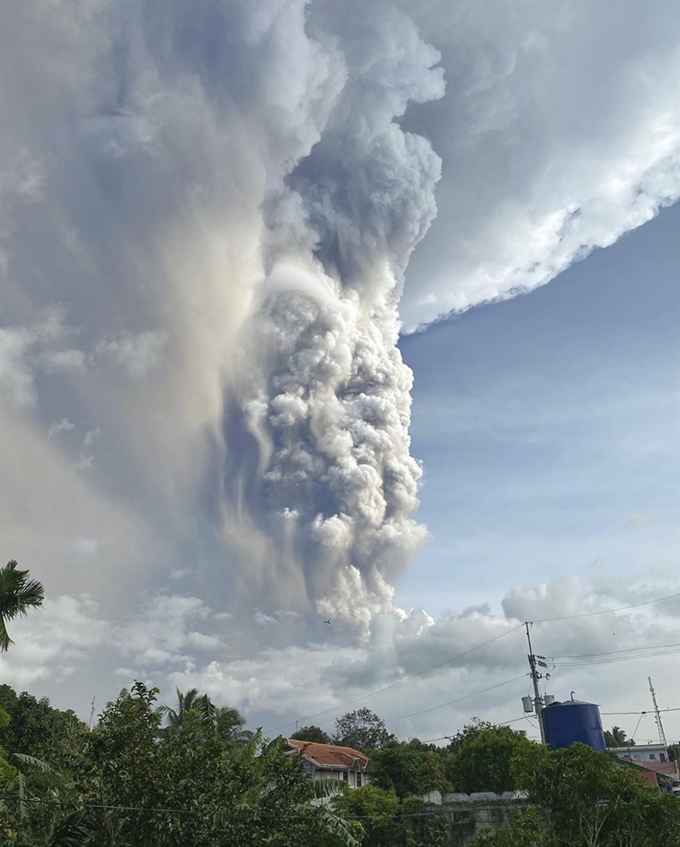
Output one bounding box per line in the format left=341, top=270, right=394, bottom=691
left=73, top=536, right=99, bottom=556
left=0, top=595, right=109, bottom=688
left=2, top=571, right=677, bottom=746
left=0, top=314, right=82, bottom=407
left=44, top=348, right=86, bottom=372
left=48, top=418, right=76, bottom=438
left=0, top=0, right=677, bottom=743
left=115, top=594, right=224, bottom=669
left=399, top=0, right=680, bottom=328
left=0, top=325, right=37, bottom=408
left=255, top=611, right=279, bottom=627
left=95, top=330, right=169, bottom=379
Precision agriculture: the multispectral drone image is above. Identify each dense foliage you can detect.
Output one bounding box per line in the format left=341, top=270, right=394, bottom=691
left=332, top=708, right=396, bottom=753
left=509, top=742, right=680, bottom=847
left=333, top=735, right=680, bottom=847
left=291, top=725, right=331, bottom=744
left=2, top=569, right=677, bottom=847
left=0, top=682, right=355, bottom=846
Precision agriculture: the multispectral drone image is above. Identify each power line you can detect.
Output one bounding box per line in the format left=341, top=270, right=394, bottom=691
left=552, top=648, right=680, bottom=668
left=384, top=674, right=528, bottom=725
left=530, top=591, right=680, bottom=623
left=416, top=713, right=541, bottom=746
left=550, top=642, right=680, bottom=660
left=264, top=624, right=525, bottom=734
left=264, top=591, right=679, bottom=736
left=601, top=707, right=680, bottom=716
left=0, top=794, right=480, bottom=821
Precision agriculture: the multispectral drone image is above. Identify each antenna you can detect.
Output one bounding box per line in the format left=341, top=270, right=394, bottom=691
left=648, top=677, right=667, bottom=749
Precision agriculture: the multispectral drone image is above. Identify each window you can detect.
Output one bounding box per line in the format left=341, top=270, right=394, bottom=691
left=356, top=773, right=362, bottom=788
left=342, top=771, right=348, bottom=782
left=649, top=754, right=656, bottom=761
left=660, top=753, right=667, bottom=762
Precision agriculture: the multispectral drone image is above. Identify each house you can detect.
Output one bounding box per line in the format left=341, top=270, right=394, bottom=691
left=610, top=744, right=679, bottom=781
left=614, top=757, right=679, bottom=792
left=285, top=739, right=370, bottom=788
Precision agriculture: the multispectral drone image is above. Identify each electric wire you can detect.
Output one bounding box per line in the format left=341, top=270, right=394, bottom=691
left=530, top=591, right=680, bottom=623
left=0, top=794, right=478, bottom=820
left=384, top=674, right=528, bottom=725
left=265, top=591, right=679, bottom=736
left=550, top=642, right=680, bottom=659
left=601, top=707, right=680, bottom=716
left=264, top=623, right=525, bottom=734
left=551, top=648, right=680, bottom=668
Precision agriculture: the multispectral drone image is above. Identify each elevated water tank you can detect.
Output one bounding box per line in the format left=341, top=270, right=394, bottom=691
left=542, top=698, right=606, bottom=752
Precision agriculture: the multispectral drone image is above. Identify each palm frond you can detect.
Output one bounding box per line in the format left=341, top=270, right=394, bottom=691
left=0, top=560, right=44, bottom=617
left=311, top=778, right=345, bottom=800
left=14, top=752, right=54, bottom=774
left=318, top=808, right=360, bottom=847
left=199, top=693, right=217, bottom=730
left=0, top=616, right=12, bottom=651
left=0, top=560, right=44, bottom=651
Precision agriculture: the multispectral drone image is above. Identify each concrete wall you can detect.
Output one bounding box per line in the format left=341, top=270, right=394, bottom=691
left=421, top=791, right=535, bottom=846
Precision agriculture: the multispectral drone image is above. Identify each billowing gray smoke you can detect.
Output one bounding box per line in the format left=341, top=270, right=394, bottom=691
left=219, top=2, right=444, bottom=630
left=0, top=0, right=443, bottom=631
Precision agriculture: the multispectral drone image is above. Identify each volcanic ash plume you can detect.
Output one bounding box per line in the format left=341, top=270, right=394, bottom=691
left=219, top=1, right=445, bottom=631
left=0, top=0, right=444, bottom=633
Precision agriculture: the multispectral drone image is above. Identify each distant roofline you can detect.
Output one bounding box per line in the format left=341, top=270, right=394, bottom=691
left=285, top=739, right=370, bottom=771
left=610, top=744, right=667, bottom=751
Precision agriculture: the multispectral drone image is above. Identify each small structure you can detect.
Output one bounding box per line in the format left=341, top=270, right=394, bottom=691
left=421, top=791, right=533, bottom=844
left=542, top=697, right=606, bottom=751
left=610, top=744, right=679, bottom=782
left=285, top=739, right=370, bottom=788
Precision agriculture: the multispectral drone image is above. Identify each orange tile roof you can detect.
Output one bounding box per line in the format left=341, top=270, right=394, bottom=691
left=286, top=739, right=370, bottom=769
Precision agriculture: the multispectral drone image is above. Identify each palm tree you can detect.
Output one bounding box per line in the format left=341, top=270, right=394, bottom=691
left=605, top=725, right=634, bottom=747
left=159, top=689, right=254, bottom=745
left=158, top=687, right=203, bottom=734
left=0, top=560, right=44, bottom=651
left=216, top=705, right=252, bottom=745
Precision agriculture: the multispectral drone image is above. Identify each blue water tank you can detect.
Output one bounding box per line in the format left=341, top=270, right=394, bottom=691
left=542, top=699, right=606, bottom=752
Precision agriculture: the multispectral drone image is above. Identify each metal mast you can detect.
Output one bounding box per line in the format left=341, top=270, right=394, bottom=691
left=648, top=676, right=668, bottom=748
left=525, top=622, right=547, bottom=744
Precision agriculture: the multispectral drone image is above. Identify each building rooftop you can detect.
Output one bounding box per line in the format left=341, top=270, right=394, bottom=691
left=610, top=744, right=667, bottom=752
left=285, top=739, right=370, bottom=770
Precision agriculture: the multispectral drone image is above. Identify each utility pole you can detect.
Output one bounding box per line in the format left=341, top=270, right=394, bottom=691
left=525, top=622, right=547, bottom=745
left=648, top=677, right=668, bottom=749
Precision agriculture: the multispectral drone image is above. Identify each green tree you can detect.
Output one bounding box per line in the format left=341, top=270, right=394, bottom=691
left=333, top=784, right=399, bottom=847
left=446, top=718, right=493, bottom=753
left=370, top=742, right=450, bottom=799
left=291, top=724, right=331, bottom=744
left=399, top=796, right=451, bottom=847
left=216, top=705, right=251, bottom=745
left=333, top=708, right=395, bottom=753
left=445, top=724, right=537, bottom=794
left=160, top=689, right=251, bottom=746
left=511, top=741, right=680, bottom=847
left=159, top=686, right=207, bottom=733
left=470, top=809, right=545, bottom=846
left=81, top=681, right=356, bottom=846
left=0, top=560, right=44, bottom=651
left=604, top=725, right=635, bottom=747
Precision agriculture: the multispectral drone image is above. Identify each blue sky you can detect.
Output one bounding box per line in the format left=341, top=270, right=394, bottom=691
left=398, top=202, right=680, bottom=616
left=1, top=0, right=678, bottom=744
